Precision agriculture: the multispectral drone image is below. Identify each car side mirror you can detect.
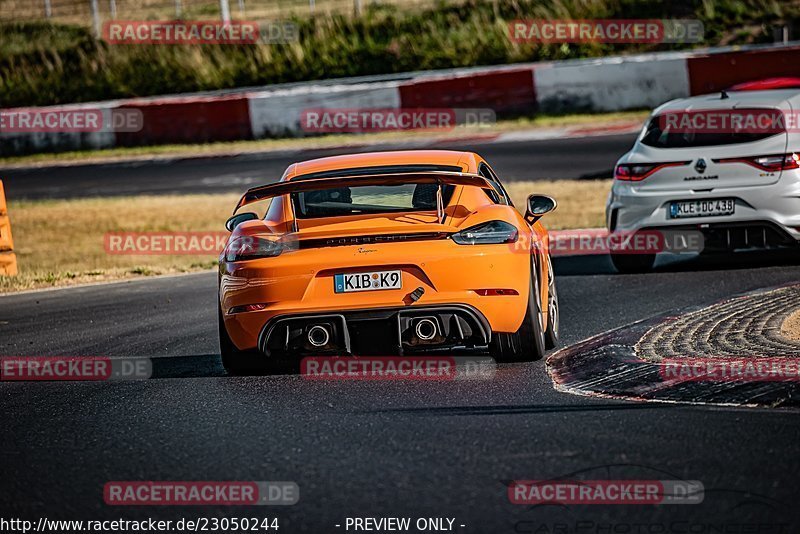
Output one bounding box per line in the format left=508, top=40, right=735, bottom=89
left=225, top=212, right=258, bottom=232
left=525, top=195, right=557, bottom=224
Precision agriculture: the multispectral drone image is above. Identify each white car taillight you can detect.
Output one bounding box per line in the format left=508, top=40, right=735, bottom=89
left=714, top=153, right=800, bottom=172
left=614, top=161, right=690, bottom=181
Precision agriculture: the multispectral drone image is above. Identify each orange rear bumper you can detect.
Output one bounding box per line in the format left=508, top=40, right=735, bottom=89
left=220, top=239, right=531, bottom=351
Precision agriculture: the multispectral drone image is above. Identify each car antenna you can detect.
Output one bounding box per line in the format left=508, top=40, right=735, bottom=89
left=720, top=89, right=729, bottom=99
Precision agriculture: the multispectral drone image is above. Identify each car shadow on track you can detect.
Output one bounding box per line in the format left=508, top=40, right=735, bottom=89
left=148, top=354, right=303, bottom=378
left=554, top=250, right=799, bottom=276
left=149, top=354, right=227, bottom=379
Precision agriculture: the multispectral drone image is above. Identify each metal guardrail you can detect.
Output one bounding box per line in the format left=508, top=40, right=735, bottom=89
left=0, top=0, right=445, bottom=34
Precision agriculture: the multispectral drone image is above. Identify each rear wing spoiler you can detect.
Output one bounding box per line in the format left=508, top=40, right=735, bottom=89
left=233, top=171, right=495, bottom=213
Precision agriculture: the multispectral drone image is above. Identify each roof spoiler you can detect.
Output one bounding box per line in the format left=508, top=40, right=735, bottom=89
left=233, top=171, right=495, bottom=213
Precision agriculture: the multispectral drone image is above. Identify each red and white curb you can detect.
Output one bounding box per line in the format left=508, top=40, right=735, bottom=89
left=547, top=284, right=800, bottom=410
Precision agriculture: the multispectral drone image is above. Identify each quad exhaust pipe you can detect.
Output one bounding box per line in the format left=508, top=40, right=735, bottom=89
left=260, top=306, right=491, bottom=356
left=307, top=325, right=331, bottom=347
left=414, top=318, right=438, bottom=341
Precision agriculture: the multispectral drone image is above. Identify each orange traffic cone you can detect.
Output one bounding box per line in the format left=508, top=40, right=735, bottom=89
left=0, top=180, right=18, bottom=276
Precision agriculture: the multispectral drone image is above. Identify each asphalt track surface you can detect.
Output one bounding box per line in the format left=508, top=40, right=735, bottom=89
left=0, top=133, right=634, bottom=200
left=2, top=133, right=800, bottom=530
left=2, top=254, right=800, bottom=529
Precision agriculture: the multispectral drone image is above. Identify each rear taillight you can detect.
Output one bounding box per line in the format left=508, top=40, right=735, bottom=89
left=714, top=153, right=800, bottom=172
left=614, top=161, right=690, bottom=181
left=451, top=221, right=518, bottom=245
left=224, top=236, right=283, bottom=261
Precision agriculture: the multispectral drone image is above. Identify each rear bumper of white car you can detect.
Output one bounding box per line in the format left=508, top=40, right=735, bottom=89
left=606, top=178, right=800, bottom=250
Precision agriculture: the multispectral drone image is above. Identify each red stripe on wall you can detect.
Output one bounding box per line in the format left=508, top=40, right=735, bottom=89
left=116, top=95, right=252, bottom=146
left=687, top=46, right=800, bottom=95
left=399, top=68, right=536, bottom=114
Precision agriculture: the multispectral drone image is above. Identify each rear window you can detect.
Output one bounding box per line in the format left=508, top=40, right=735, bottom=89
left=292, top=183, right=454, bottom=219
left=641, top=114, right=783, bottom=148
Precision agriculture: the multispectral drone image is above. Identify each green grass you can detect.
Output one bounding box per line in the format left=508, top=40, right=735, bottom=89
left=2, top=0, right=797, bottom=108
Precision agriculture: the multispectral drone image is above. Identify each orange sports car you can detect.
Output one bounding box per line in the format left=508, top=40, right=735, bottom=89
left=218, top=150, right=559, bottom=374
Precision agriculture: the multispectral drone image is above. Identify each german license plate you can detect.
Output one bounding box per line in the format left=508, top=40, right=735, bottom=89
left=669, top=199, right=735, bottom=219
left=334, top=270, right=402, bottom=293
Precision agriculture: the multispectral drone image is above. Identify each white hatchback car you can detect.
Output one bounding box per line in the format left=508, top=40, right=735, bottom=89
left=607, top=88, right=800, bottom=273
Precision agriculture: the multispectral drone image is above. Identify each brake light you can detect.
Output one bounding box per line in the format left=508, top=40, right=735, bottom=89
left=714, top=153, right=800, bottom=172
left=729, top=78, right=800, bottom=92
left=224, top=236, right=283, bottom=261
left=614, top=161, right=689, bottom=181
left=451, top=221, right=518, bottom=245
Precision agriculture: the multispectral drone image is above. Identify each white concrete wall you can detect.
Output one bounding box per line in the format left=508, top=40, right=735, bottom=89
left=0, top=103, right=117, bottom=156
left=247, top=82, right=402, bottom=138
left=533, top=54, right=691, bottom=113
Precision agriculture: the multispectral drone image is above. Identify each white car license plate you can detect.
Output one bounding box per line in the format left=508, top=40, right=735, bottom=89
left=669, top=199, right=735, bottom=219
left=334, top=270, right=402, bottom=293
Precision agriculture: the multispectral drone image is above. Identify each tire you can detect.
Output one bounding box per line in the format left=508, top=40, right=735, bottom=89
left=610, top=253, right=656, bottom=274
left=544, top=255, right=559, bottom=350
left=219, top=307, right=271, bottom=375
left=490, top=261, right=546, bottom=362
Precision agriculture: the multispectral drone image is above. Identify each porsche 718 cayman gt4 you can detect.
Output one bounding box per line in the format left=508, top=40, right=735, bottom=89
left=219, top=150, right=558, bottom=374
